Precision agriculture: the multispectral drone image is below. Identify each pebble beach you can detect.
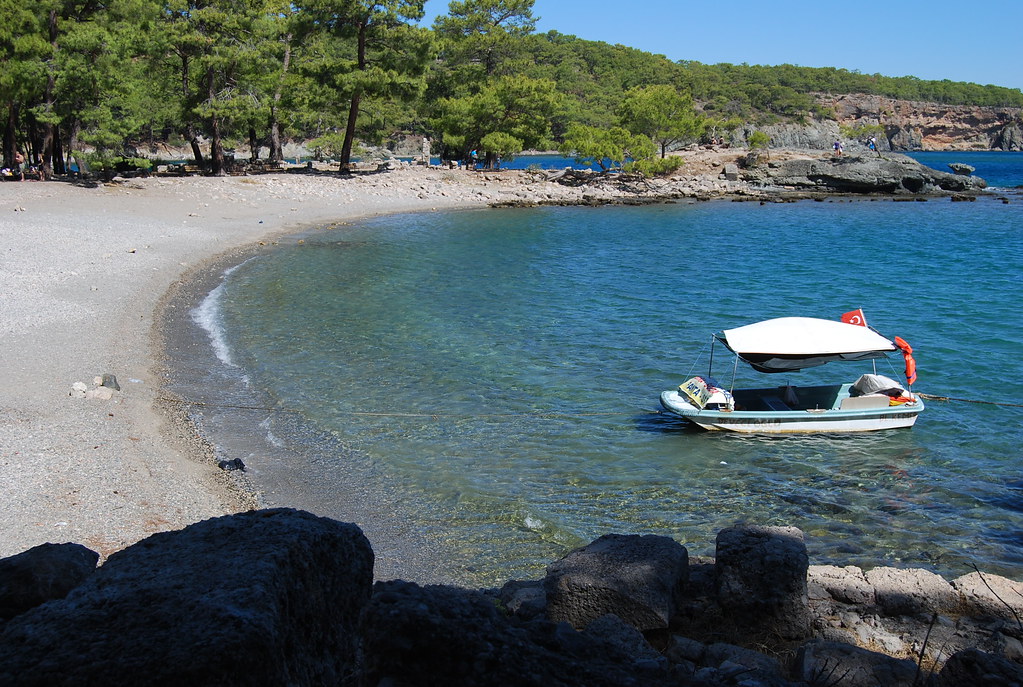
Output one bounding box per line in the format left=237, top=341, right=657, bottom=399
left=0, top=168, right=517, bottom=562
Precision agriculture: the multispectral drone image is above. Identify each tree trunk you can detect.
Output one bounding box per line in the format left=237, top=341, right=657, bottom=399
left=268, top=35, right=292, bottom=163
left=339, top=91, right=361, bottom=172
left=269, top=121, right=283, bottom=163
left=207, top=66, right=225, bottom=176
left=39, top=122, right=55, bottom=178
left=50, top=125, right=65, bottom=176
left=180, top=54, right=205, bottom=170
left=37, top=8, right=59, bottom=178
left=248, top=127, right=259, bottom=162
left=3, top=101, right=17, bottom=168
left=66, top=116, right=80, bottom=173
left=339, top=19, right=367, bottom=172
left=184, top=122, right=204, bottom=168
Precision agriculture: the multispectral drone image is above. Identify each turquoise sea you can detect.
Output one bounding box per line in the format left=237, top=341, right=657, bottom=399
left=169, top=153, right=1023, bottom=587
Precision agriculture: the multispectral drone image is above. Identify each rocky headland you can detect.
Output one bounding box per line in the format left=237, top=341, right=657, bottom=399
left=1, top=509, right=1020, bottom=686
left=516, top=149, right=990, bottom=206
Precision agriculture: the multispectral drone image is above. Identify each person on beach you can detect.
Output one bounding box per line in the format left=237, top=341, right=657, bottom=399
left=13, top=151, right=25, bottom=180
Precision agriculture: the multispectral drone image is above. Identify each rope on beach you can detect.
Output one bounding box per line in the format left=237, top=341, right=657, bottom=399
left=158, top=396, right=643, bottom=419
left=918, top=392, right=1023, bottom=408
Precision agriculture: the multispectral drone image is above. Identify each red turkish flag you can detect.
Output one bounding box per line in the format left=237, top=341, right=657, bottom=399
left=841, top=309, right=867, bottom=327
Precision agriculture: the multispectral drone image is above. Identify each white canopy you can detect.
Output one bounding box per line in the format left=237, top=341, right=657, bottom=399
left=719, top=317, right=896, bottom=373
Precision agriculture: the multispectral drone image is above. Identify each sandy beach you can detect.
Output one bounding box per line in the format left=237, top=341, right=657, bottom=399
left=0, top=168, right=535, bottom=563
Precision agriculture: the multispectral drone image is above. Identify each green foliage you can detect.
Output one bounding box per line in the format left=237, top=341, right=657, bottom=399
left=307, top=132, right=348, bottom=159
left=618, top=84, right=706, bottom=157
left=119, top=156, right=153, bottom=171
left=559, top=124, right=653, bottom=171
left=747, top=131, right=770, bottom=150
left=625, top=155, right=683, bottom=177
left=294, top=0, right=433, bottom=167
left=432, top=75, right=560, bottom=163
left=3, top=0, right=1021, bottom=174
left=479, top=131, right=521, bottom=158
left=76, top=152, right=151, bottom=175
left=433, top=0, right=536, bottom=80
left=839, top=122, right=885, bottom=140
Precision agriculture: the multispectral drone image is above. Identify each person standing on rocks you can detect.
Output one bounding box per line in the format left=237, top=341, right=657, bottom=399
left=833, top=140, right=843, bottom=157
left=868, top=136, right=880, bottom=157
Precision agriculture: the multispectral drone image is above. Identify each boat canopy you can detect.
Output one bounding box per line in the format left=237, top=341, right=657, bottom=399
left=718, top=317, right=896, bottom=373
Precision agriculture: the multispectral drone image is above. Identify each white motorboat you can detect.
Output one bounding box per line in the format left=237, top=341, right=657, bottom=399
left=659, top=313, right=924, bottom=433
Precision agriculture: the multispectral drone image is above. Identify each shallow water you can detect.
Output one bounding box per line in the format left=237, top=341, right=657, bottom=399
left=173, top=165, right=1023, bottom=587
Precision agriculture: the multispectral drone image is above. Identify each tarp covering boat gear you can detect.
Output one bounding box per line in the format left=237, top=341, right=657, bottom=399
left=851, top=373, right=907, bottom=397
left=718, top=317, right=896, bottom=374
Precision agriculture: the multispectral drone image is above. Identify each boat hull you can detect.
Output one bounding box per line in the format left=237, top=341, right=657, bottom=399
left=659, top=390, right=923, bottom=434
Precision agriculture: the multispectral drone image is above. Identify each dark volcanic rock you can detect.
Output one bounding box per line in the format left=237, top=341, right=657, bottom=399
left=0, top=508, right=373, bottom=686
left=795, top=640, right=919, bottom=687
left=936, top=648, right=1023, bottom=686
left=716, top=525, right=811, bottom=639
left=0, top=542, right=99, bottom=621
left=360, top=579, right=676, bottom=687
left=544, top=533, right=688, bottom=631
left=742, top=154, right=987, bottom=194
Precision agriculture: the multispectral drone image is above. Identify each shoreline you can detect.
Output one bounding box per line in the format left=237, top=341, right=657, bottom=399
left=155, top=234, right=475, bottom=584
left=0, top=170, right=492, bottom=563
left=0, top=153, right=1006, bottom=573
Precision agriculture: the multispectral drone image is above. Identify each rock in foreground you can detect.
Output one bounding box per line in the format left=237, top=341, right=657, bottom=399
left=1, top=511, right=1020, bottom=686
left=0, top=509, right=373, bottom=686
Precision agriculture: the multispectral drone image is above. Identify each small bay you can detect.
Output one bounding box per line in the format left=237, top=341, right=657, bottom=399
left=171, top=155, right=1023, bottom=587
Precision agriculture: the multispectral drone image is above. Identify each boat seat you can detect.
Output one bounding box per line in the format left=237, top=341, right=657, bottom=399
left=839, top=394, right=890, bottom=410
left=762, top=395, right=791, bottom=411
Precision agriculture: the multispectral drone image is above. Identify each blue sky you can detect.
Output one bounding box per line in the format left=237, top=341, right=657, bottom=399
left=420, top=0, right=1023, bottom=91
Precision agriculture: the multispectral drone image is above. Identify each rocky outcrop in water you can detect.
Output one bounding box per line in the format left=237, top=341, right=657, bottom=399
left=740, top=153, right=988, bottom=195
left=1, top=509, right=1020, bottom=686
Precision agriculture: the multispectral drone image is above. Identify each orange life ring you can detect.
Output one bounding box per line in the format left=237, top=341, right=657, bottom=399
left=894, top=336, right=917, bottom=385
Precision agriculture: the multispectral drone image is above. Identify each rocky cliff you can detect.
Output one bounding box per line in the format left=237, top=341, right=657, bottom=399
left=762, top=94, right=1023, bottom=152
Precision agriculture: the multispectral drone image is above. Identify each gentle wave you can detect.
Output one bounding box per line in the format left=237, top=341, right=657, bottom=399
left=190, top=261, right=252, bottom=370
